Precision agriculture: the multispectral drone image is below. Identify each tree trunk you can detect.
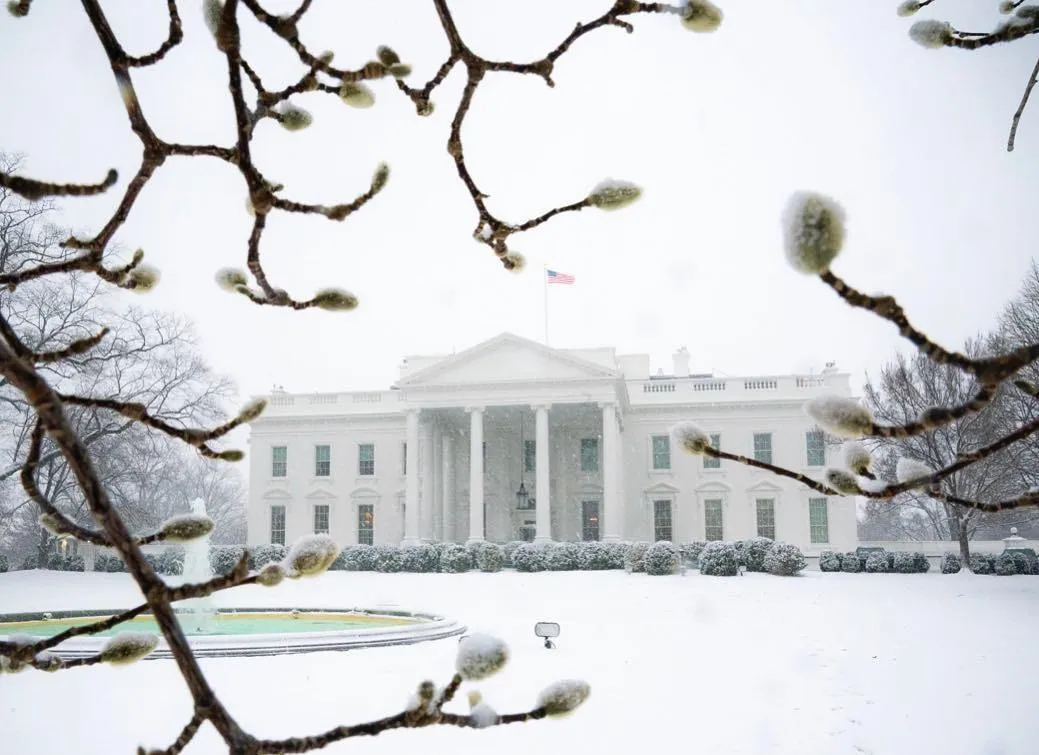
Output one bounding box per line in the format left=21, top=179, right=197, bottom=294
left=35, top=525, right=50, bottom=569
left=958, top=524, right=971, bottom=565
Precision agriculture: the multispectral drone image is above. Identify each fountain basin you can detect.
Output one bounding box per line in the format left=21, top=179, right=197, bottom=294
left=0, top=608, right=466, bottom=659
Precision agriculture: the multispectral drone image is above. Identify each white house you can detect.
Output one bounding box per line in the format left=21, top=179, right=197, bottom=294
left=246, top=332, right=859, bottom=554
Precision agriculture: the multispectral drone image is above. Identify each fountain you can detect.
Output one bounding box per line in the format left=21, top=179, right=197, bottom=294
left=175, top=497, right=218, bottom=634
left=0, top=499, right=466, bottom=658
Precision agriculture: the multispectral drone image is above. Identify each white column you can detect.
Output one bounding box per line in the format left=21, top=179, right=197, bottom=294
left=467, top=407, right=484, bottom=542
left=442, top=431, right=455, bottom=542
left=534, top=403, right=552, bottom=542
left=601, top=402, right=622, bottom=541
left=432, top=423, right=443, bottom=541
left=402, top=409, right=421, bottom=546
left=420, top=424, right=434, bottom=541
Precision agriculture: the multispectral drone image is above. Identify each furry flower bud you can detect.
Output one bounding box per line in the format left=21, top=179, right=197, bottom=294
left=238, top=398, right=268, bottom=423
left=416, top=100, right=435, bottom=117
left=216, top=449, right=245, bottom=462
left=895, top=457, right=933, bottom=487
left=284, top=533, right=340, bottom=577
left=824, top=468, right=862, bottom=496
left=896, top=1, right=922, bottom=16
left=277, top=103, right=313, bottom=131
left=371, top=163, right=390, bottom=193
left=781, top=191, right=846, bottom=274
left=909, top=20, right=953, bottom=48
left=587, top=179, right=642, bottom=211
left=126, top=265, right=160, bottom=292
left=680, top=0, right=723, bottom=32
left=537, top=679, right=591, bottom=717
left=8, top=1, right=31, bottom=18
left=257, top=562, right=286, bottom=587
left=1000, top=0, right=1016, bottom=12
left=503, top=252, right=525, bottom=272
left=388, top=63, right=412, bottom=78
left=159, top=514, right=214, bottom=543
left=803, top=396, right=873, bottom=438
left=339, top=82, right=376, bottom=108
left=203, top=0, right=224, bottom=37
left=312, top=288, right=359, bottom=312
left=456, top=633, right=509, bottom=680
left=376, top=45, right=400, bottom=66
left=100, top=632, right=159, bottom=665
left=671, top=421, right=712, bottom=455
left=841, top=441, right=872, bottom=476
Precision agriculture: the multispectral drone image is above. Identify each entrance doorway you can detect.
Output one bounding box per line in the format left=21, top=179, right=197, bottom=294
left=581, top=500, right=600, bottom=541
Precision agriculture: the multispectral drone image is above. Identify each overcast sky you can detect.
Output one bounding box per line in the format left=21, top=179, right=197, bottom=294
left=2, top=0, right=1037, bottom=401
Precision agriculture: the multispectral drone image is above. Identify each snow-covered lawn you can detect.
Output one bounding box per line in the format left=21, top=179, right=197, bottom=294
left=2, top=568, right=1038, bottom=754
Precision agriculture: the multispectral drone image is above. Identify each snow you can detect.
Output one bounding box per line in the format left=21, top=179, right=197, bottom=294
left=2, top=569, right=1039, bottom=754
left=896, top=457, right=933, bottom=485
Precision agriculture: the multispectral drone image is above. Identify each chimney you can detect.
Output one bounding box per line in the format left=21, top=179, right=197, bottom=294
left=672, top=347, right=691, bottom=377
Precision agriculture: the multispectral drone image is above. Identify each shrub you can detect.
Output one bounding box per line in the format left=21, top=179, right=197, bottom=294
left=941, top=552, right=961, bottom=574
left=475, top=542, right=505, bottom=572
left=624, top=542, right=650, bottom=573
left=400, top=544, right=439, bottom=573
left=698, top=541, right=739, bottom=576
left=964, top=552, right=989, bottom=577
left=502, top=540, right=526, bottom=568
left=764, top=542, right=806, bottom=576
left=995, top=552, right=1018, bottom=576
left=439, top=544, right=474, bottom=573
left=20, top=554, right=39, bottom=570
left=577, top=541, right=614, bottom=570
left=679, top=541, right=706, bottom=567
left=46, top=553, right=85, bottom=572
left=645, top=541, right=681, bottom=575
left=864, top=552, right=889, bottom=573
left=911, top=552, right=931, bottom=573
left=209, top=545, right=245, bottom=576
left=0, top=554, right=7, bottom=573
left=1010, top=551, right=1035, bottom=575
left=374, top=545, right=406, bottom=573
left=249, top=544, right=286, bottom=570
left=740, top=537, right=774, bottom=572
left=344, top=544, right=380, bottom=571
left=511, top=543, right=547, bottom=572
left=545, top=542, right=581, bottom=571
left=892, top=551, right=917, bottom=574
left=818, top=550, right=842, bottom=572
left=840, top=551, right=862, bottom=573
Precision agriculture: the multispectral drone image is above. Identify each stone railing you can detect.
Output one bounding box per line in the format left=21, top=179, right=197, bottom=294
left=260, top=390, right=406, bottom=416
left=629, top=373, right=847, bottom=404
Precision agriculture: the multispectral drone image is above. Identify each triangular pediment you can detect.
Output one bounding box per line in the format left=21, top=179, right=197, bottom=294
left=262, top=489, right=291, bottom=500
left=746, top=480, right=784, bottom=494
left=305, top=489, right=337, bottom=500
left=398, top=333, right=617, bottom=387
left=645, top=481, right=680, bottom=495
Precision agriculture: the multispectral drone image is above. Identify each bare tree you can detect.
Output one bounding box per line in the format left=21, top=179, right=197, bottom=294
left=1, top=1, right=1038, bottom=754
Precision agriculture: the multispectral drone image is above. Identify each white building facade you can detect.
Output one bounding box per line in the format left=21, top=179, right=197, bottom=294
left=246, top=333, right=858, bottom=554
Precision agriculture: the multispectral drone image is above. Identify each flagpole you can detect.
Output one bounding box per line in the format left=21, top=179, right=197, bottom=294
left=543, top=264, right=549, bottom=346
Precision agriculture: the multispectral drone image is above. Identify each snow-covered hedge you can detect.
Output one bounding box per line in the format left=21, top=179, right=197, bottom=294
left=644, top=541, right=680, bottom=575
left=819, top=550, right=842, bottom=572
left=679, top=541, right=706, bottom=567
left=400, top=544, right=439, bottom=573
left=0, top=554, right=7, bottom=573
left=502, top=540, right=525, bottom=568
left=545, top=542, right=582, bottom=571
left=968, top=553, right=994, bottom=575
left=209, top=545, right=246, bottom=575
left=624, top=542, right=650, bottom=573
left=511, top=543, right=547, bottom=572
left=941, top=552, right=961, bottom=574
left=995, top=552, right=1018, bottom=576
left=840, top=552, right=862, bottom=573
left=577, top=541, right=627, bottom=570
left=475, top=542, right=505, bottom=572
left=739, top=537, right=774, bottom=572
left=46, top=553, right=85, bottom=572
left=698, top=541, right=739, bottom=576
left=439, top=543, right=474, bottom=573
left=864, top=552, right=889, bottom=573
left=249, top=544, right=286, bottom=570
left=763, top=542, right=805, bottom=576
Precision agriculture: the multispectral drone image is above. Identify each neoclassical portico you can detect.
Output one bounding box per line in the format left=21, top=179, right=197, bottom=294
left=394, top=333, right=627, bottom=545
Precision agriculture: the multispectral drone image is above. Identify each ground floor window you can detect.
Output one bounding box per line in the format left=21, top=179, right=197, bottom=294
left=358, top=504, right=374, bottom=545
left=704, top=499, right=723, bottom=541
left=653, top=499, right=672, bottom=542
left=809, top=498, right=829, bottom=544
left=270, top=505, right=286, bottom=545
left=314, top=504, right=329, bottom=534
left=582, top=500, right=600, bottom=541
left=755, top=498, right=775, bottom=540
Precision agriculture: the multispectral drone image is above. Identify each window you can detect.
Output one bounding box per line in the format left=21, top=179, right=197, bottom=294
left=756, top=498, right=776, bottom=540
left=358, top=504, right=374, bottom=545
left=580, top=438, right=599, bottom=472
left=809, top=498, right=829, bottom=544
left=270, top=505, right=286, bottom=545
left=524, top=440, right=536, bottom=473
left=806, top=429, right=826, bottom=467
left=651, top=435, right=671, bottom=470
left=271, top=446, right=287, bottom=477
left=314, top=504, right=329, bottom=534
left=703, top=434, right=721, bottom=469
left=358, top=443, right=375, bottom=476
left=581, top=500, right=600, bottom=541
left=482, top=440, right=487, bottom=467
left=653, top=500, right=673, bottom=542
left=753, top=433, right=772, bottom=464
left=401, top=442, right=407, bottom=476
left=704, top=499, right=723, bottom=541
left=315, top=444, right=331, bottom=477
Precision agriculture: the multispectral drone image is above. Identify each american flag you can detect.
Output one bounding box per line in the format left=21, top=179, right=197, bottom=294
left=546, top=269, right=575, bottom=285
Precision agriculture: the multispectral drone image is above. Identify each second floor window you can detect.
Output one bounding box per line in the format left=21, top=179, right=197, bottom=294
left=271, top=445, right=287, bottom=477
left=358, top=443, right=375, bottom=476
left=651, top=435, right=671, bottom=470
left=524, top=440, right=536, bottom=472
left=580, top=438, right=599, bottom=472
left=703, top=434, right=721, bottom=469
left=753, top=433, right=772, bottom=465
left=315, top=444, right=330, bottom=477
left=806, top=429, right=826, bottom=467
